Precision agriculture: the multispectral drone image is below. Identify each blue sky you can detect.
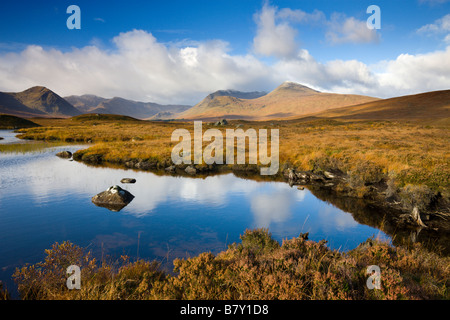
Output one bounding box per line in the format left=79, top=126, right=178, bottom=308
left=0, top=0, right=449, bottom=104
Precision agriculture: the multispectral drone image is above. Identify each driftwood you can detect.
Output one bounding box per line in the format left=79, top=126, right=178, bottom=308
left=411, top=206, right=427, bottom=228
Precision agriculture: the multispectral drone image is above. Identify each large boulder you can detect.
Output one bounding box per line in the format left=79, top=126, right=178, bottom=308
left=92, top=185, right=134, bottom=212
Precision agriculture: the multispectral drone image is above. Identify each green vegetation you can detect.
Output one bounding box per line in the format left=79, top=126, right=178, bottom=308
left=10, top=229, right=450, bottom=300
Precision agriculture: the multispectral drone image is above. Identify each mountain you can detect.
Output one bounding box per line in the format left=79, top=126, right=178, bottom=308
left=177, top=81, right=379, bottom=120
left=309, top=89, right=450, bottom=122
left=0, top=86, right=81, bottom=118
left=66, top=95, right=191, bottom=119
left=12, top=86, right=81, bottom=117
left=65, top=94, right=108, bottom=113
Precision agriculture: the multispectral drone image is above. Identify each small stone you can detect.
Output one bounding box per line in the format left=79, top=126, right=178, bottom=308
left=185, top=165, right=197, bottom=175
left=56, top=151, right=72, bottom=158
left=120, top=178, right=136, bottom=184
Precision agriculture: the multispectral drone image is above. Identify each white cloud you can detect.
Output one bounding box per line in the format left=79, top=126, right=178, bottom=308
left=417, top=13, right=450, bottom=33
left=417, top=13, right=450, bottom=44
left=252, top=4, right=299, bottom=59
left=326, top=14, right=380, bottom=44
left=252, top=4, right=326, bottom=60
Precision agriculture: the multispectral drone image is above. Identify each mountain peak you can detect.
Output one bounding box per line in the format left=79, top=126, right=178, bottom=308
left=21, top=86, right=51, bottom=94
left=276, top=81, right=320, bottom=94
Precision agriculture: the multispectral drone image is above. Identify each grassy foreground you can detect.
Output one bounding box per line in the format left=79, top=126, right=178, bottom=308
left=4, top=229, right=449, bottom=300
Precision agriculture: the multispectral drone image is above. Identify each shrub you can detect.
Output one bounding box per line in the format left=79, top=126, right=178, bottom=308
left=11, top=231, right=450, bottom=300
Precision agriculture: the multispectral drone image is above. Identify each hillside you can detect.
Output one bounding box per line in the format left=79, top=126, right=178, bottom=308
left=0, top=92, right=47, bottom=118
left=177, top=81, right=379, bottom=120
left=0, top=114, right=40, bottom=129
left=0, top=87, right=81, bottom=118
left=66, top=95, right=191, bottom=119
left=311, top=89, right=450, bottom=122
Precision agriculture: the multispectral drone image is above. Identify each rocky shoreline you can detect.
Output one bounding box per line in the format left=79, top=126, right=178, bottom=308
left=284, top=167, right=450, bottom=232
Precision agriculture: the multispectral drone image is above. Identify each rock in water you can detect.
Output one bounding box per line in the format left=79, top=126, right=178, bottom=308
left=120, top=178, right=136, bottom=184
left=56, top=151, right=72, bottom=158
left=92, top=185, right=135, bottom=212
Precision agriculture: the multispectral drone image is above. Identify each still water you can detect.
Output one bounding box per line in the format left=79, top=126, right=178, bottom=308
left=0, top=130, right=389, bottom=295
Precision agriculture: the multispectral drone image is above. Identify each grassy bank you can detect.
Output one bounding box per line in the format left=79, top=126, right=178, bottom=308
left=15, top=116, right=450, bottom=222
left=8, top=229, right=450, bottom=300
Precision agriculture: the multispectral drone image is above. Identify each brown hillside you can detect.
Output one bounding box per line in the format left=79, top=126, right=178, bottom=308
left=178, top=81, right=379, bottom=120
left=312, top=90, right=450, bottom=121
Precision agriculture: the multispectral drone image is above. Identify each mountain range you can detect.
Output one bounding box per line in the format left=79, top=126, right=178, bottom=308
left=65, top=95, right=191, bottom=119
left=0, top=83, right=449, bottom=122
left=177, top=82, right=379, bottom=120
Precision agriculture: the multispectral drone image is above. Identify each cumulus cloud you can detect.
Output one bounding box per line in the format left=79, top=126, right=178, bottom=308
left=417, top=13, right=450, bottom=44
left=252, top=4, right=299, bottom=59
left=0, top=29, right=274, bottom=105
left=417, top=13, right=450, bottom=33
left=252, top=4, right=326, bottom=59
left=326, top=14, right=380, bottom=44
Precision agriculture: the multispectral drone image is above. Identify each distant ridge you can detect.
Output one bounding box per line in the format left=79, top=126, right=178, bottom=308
left=177, top=81, right=379, bottom=120
left=66, top=95, right=191, bottom=119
